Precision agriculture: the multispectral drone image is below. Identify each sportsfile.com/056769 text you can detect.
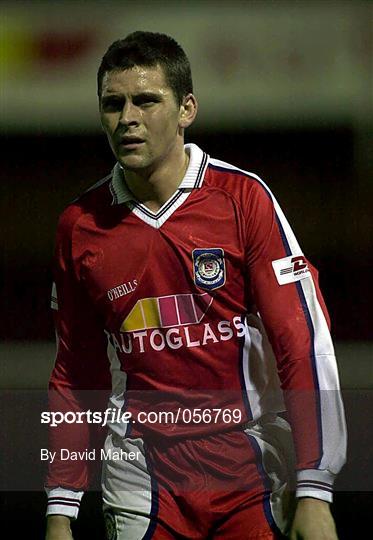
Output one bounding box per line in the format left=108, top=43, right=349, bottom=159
left=41, top=408, right=243, bottom=427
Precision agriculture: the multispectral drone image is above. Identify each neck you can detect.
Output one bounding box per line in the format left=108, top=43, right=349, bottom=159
left=123, top=140, right=189, bottom=212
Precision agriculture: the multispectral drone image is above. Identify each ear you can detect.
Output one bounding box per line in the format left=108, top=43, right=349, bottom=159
left=178, top=93, right=198, bottom=129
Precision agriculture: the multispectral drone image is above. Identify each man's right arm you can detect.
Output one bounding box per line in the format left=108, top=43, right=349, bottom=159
left=45, top=208, right=111, bottom=536
left=46, top=515, right=73, bottom=540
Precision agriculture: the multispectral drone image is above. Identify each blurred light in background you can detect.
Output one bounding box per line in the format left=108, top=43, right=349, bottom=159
left=1, top=0, right=372, bottom=131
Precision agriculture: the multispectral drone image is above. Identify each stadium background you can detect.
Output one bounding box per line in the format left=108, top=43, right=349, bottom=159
left=1, top=0, right=372, bottom=538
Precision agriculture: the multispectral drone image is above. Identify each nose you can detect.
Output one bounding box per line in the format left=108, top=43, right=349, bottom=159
left=119, top=101, right=139, bottom=127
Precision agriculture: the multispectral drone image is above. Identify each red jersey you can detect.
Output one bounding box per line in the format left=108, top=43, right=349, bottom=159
left=45, top=143, right=346, bottom=519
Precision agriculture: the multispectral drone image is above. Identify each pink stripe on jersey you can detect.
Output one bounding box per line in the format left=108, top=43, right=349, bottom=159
left=159, top=296, right=179, bottom=327
left=177, top=295, right=196, bottom=325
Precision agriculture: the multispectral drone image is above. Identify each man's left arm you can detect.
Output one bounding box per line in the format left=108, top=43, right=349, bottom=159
left=290, top=498, right=338, bottom=540
left=243, top=177, right=347, bottom=536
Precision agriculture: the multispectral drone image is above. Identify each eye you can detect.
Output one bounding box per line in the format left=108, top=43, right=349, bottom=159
left=135, top=96, right=159, bottom=107
left=101, top=98, right=123, bottom=112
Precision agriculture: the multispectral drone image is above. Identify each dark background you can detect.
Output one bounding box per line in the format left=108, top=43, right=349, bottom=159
left=2, top=126, right=372, bottom=341
left=1, top=125, right=372, bottom=538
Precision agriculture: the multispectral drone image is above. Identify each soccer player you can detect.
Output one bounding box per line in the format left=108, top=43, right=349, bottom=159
left=45, top=32, right=346, bottom=540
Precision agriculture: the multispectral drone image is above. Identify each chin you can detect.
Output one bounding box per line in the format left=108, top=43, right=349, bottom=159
left=118, top=156, right=147, bottom=171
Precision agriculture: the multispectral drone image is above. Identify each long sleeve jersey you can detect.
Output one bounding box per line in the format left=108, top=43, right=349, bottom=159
left=45, top=143, right=346, bottom=519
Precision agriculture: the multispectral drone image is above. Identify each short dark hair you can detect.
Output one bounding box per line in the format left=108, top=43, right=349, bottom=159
left=97, top=31, right=193, bottom=106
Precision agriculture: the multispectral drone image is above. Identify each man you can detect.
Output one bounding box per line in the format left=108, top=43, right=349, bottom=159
left=45, top=31, right=346, bottom=539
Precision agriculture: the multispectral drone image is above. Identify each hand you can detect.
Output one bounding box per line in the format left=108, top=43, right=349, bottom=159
left=289, top=497, right=338, bottom=540
left=46, top=515, right=73, bottom=540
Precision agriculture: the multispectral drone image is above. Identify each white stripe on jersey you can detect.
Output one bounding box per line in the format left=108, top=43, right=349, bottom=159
left=101, top=434, right=154, bottom=537
left=102, top=336, right=156, bottom=535
left=104, top=330, right=129, bottom=439
left=297, top=276, right=347, bottom=472
left=129, top=190, right=192, bottom=229
left=241, top=317, right=285, bottom=421
left=244, top=416, right=296, bottom=535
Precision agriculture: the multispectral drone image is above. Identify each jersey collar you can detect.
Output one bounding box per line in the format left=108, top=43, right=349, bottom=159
left=109, top=143, right=209, bottom=205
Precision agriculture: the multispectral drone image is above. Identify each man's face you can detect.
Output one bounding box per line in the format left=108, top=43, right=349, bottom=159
left=100, top=64, right=183, bottom=172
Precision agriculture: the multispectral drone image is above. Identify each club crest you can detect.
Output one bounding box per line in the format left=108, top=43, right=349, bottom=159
left=193, top=248, right=226, bottom=290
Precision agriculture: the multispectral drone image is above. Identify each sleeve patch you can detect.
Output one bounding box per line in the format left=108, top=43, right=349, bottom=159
left=272, top=255, right=311, bottom=285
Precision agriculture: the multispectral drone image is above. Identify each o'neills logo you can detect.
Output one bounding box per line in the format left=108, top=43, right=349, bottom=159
left=107, top=280, right=138, bottom=301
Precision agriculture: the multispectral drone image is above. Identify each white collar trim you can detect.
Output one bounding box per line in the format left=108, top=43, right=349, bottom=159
left=110, top=143, right=209, bottom=206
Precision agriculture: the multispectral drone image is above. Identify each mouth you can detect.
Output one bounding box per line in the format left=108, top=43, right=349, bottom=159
left=119, top=137, right=145, bottom=150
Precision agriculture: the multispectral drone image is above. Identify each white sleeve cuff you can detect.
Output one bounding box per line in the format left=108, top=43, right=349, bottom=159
left=45, top=487, right=84, bottom=520
left=296, top=469, right=336, bottom=503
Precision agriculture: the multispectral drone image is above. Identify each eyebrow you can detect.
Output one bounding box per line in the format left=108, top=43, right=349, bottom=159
left=101, top=91, right=162, bottom=100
